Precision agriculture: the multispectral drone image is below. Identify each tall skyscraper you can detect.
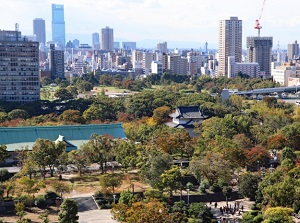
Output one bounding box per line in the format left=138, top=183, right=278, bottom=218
left=246, top=37, right=273, bottom=78
left=0, top=29, right=40, bottom=103
left=33, top=18, right=46, bottom=46
left=52, top=4, right=65, bottom=48
left=92, top=32, right=100, bottom=50
left=218, top=17, right=242, bottom=77
left=287, top=40, right=299, bottom=61
left=101, top=26, right=114, bottom=51
left=49, top=44, right=64, bottom=79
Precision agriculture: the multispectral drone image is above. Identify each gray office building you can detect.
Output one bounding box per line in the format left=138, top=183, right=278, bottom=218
left=246, top=36, right=273, bottom=78
left=52, top=4, right=65, bottom=48
left=287, top=40, right=299, bottom=61
left=33, top=18, right=46, bottom=46
left=0, top=30, right=40, bottom=103
left=92, top=32, right=100, bottom=50
left=49, top=44, right=64, bottom=79
left=101, top=26, right=114, bottom=51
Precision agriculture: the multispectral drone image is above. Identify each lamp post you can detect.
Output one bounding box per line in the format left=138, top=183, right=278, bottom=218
left=113, top=194, right=116, bottom=204
left=187, top=189, right=190, bottom=205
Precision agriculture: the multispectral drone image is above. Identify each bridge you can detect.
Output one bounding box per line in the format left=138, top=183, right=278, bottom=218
left=228, top=86, right=300, bottom=95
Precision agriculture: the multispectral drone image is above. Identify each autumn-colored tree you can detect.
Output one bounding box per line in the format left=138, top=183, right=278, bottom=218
left=60, top=109, right=85, bottom=124
left=68, top=149, right=90, bottom=176
left=266, top=134, right=288, bottom=151
left=152, top=106, right=172, bottom=124
left=99, top=174, right=122, bottom=194
left=245, top=147, right=271, bottom=171
left=262, top=207, right=293, bottom=223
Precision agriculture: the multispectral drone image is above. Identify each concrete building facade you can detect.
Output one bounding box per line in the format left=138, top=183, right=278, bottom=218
left=33, top=18, right=46, bottom=46
left=218, top=17, right=242, bottom=77
left=168, top=55, right=188, bottom=75
left=228, top=56, right=260, bottom=78
left=287, top=40, right=299, bottom=61
left=0, top=30, right=40, bottom=103
left=246, top=36, right=273, bottom=78
left=101, top=26, right=114, bottom=51
left=49, top=44, right=64, bottom=79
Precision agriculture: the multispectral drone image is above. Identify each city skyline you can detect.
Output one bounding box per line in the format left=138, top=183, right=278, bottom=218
left=1, top=0, right=299, bottom=49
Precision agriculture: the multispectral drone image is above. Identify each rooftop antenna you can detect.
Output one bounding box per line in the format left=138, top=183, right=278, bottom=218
left=15, top=23, right=19, bottom=41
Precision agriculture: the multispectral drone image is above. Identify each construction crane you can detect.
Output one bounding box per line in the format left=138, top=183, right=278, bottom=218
left=254, top=0, right=267, bottom=37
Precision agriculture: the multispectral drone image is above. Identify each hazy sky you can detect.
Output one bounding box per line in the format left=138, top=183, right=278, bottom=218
left=1, top=0, right=299, bottom=49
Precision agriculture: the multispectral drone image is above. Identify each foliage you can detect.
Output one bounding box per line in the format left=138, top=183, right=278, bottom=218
left=68, top=149, right=90, bottom=175
left=114, top=140, right=139, bottom=171
left=50, top=180, right=71, bottom=199
left=31, top=138, right=66, bottom=177
left=99, top=174, right=122, bottom=194
left=0, top=168, right=10, bottom=182
left=118, top=190, right=134, bottom=205
left=58, top=198, right=79, bottom=223
left=0, top=145, right=10, bottom=163
left=188, top=202, right=213, bottom=222
left=160, top=165, right=182, bottom=196
left=54, top=88, right=74, bottom=101
left=238, top=173, right=261, bottom=201
left=60, top=109, right=85, bottom=124
left=262, top=207, right=293, bottom=223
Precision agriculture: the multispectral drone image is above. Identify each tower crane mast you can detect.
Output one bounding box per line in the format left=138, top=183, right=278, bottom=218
left=254, top=0, right=267, bottom=37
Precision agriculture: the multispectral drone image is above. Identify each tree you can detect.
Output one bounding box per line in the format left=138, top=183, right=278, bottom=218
left=54, top=88, right=74, bottom=101
left=0, top=145, right=9, bottom=163
left=17, top=177, right=45, bottom=200
left=15, top=202, right=26, bottom=222
left=81, top=134, right=114, bottom=174
left=262, top=207, right=293, bottom=223
left=7, top=109, right=29, bottom=120
left=245, top=147, right=271, bottom=171
left=189, top=152, right=231, bottom=185
left=58, top=198, right=79, bottom=223
left=114, top=140, right=138, bottom=171
left=99, top=174, right=122, bottom=194
left=68, top=149, right=90, bottom=176
left=238, top=173, right=261, bottom=201
left=60, top=109, right=85, bottom=124
left=31, top=139, right=66, bottom=177
left=160, top=165, right=181, bottom=196
left=39, top=210, right=50, bottom=223
left=51, top=180, right=71, bottom=199
left=188, top=202, right=213, bottom=223
left=152, top=106, right=172, bottom=124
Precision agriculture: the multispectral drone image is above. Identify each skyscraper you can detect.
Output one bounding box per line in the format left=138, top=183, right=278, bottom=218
left=33, top=18, right=46, bottom=46
left=92, top=32, right=100, bottom=50
left=101, top=26, right=114, bottom=51
left=52, top=4, right=65, bottom=48
left=0, top=29, right=40, bottom=103
left=246, top=36, right=273, bottom=78
left=287, top=40, right=299, bottom=61
left=157, top=42, right=168, bottom=53
left=49, top=44, right=64, bottom=79
left=218, top=17, right=242, bottom=77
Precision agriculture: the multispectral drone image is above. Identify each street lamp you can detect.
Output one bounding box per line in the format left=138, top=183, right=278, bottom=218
left=187, top=189, right=190, bottom=205
left=113, top=194, right=116, bottom=204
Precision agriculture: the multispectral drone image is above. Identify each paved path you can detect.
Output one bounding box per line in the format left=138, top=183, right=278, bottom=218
left=78, top=209, right=117, bottom=223
left=73, top=196, right=98, bottom=212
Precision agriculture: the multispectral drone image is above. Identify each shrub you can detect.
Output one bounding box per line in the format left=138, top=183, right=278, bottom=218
left=0, top=169, right=10, bottom=182
left=186, top=182, right=193, bottom=191
left=34, top=195, right=46, bottom=208
left=209, top=183, right=222, bottom=193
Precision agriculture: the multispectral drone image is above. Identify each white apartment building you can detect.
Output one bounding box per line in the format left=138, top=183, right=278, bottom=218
left=228, top=56, right=260, bottom=78
left=151, top=61, right=163, bottom=75
left=271, top=62, right=300, bottom=86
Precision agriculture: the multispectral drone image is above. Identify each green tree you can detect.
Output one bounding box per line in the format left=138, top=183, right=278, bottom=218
left=68, top=149, right=90, bottom=176
left=99, top=174, right=122, bottom=194
left=17, top=176, right=45, bottom=200
left=31, top=139, right=66, bottom=177
left=7, top=109, right=29, bottom=120
left=54, top=88, right=74, bottom=101
left=58, top=198, right=79, bottom=223
left=81, top=134, right=114, bottom=174
left=51, top=180, right=71, bottom=199
left=15, top=202, right=26, bottom=222
left=238, top=173, right=261, bottom=201
left=262, top=207, right=293, bottom=223
left=160, top=165, right=181, bottom=196
left=118, top=190, right=134, bottom=205
left=188, top=202, right=213, bottom=223
left=39, top=210, right=50, bottom=223
left=0, top=145, right=9, bottom=163
left=114, top=140, right=138, bottom=171
left=60, top=109, right=85, bottom=124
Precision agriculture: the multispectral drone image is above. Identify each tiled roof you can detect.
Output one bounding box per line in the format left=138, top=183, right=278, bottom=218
left=0, top=123, right=126, bottom=152
left=171, top=106, right=206, bottom=119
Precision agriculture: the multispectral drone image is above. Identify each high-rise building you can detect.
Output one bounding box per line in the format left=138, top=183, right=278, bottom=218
left=101, top=26, right=114, bottom=51
left=246, top=36, right=273, bottom=78
left=157, top=42, right=168, bottom=53
left=92, top=32, right=100, bottom=50
left=52, top=4, right=65, bottom=48
left=287, top=40, right=299, bottom=61
left=122, top=42, right=136, bottom=51
left=33, top=18, right=46, bottom=46
left=218, top=17, right=242, bottom=77
left=49, top=44, right=64, bottom=79
left=0, top=29, right=40, bottom=103
left=168, top=55, right=188, bottom=75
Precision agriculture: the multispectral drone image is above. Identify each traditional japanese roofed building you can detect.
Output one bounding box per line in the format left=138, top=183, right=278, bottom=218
left=0, top=123, right=126, bottom=152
